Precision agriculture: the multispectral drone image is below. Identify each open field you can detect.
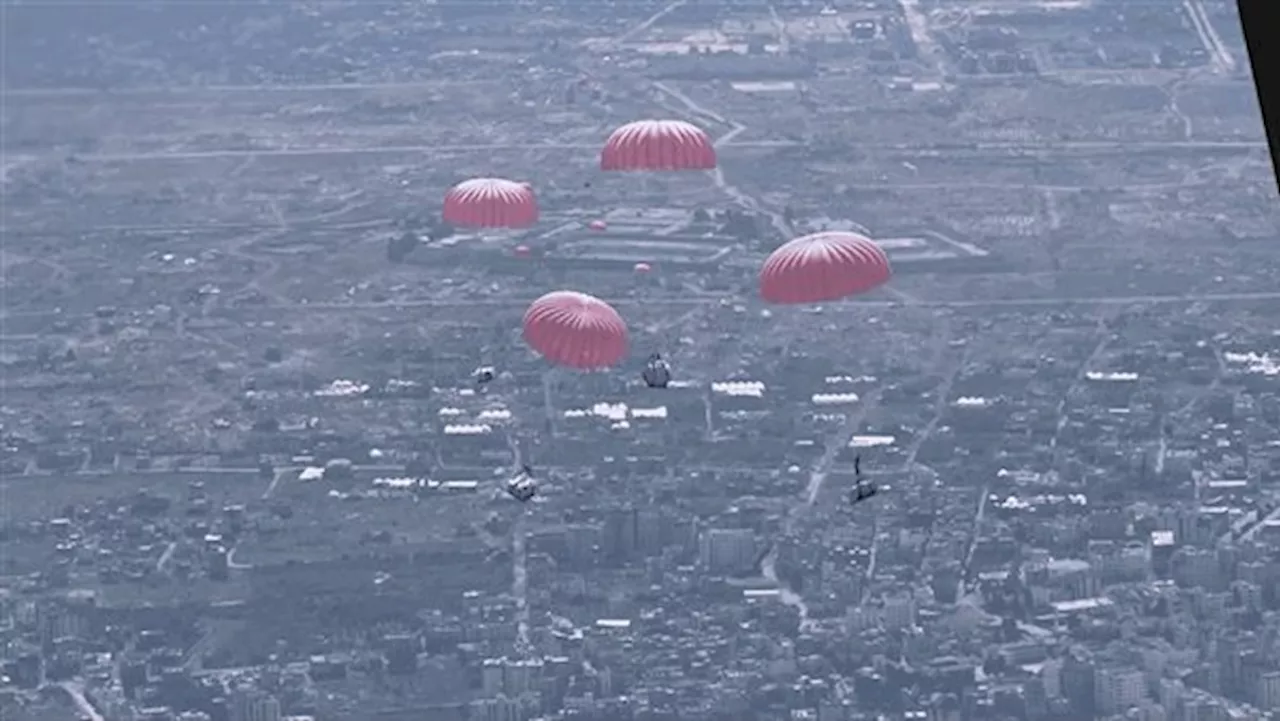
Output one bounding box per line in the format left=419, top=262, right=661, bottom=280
left=0, top=469, right=264, bottom=522
left=1, top=82, right=612, bottom=156
left=234, top=484, right=497, bottom=566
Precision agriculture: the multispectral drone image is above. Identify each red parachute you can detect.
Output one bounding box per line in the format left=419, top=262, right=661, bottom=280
left=759, top=232, right=892, bottom=305
left=443, top=178, right=539, bottom=228
left=512, top=244, right=532, bottom=258
left=600, top=120, right=717, bottom=171
left=633, top=262, right=652, bottom=274
left=522, top=291, right=628, bottom=370
left=588, top=219, right=608, bottom=232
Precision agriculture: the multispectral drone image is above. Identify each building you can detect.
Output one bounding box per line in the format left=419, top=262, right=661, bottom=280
left=1095, top=667, right=1147, bottom=716
left=699, top=528, right=756, bottom=575
left=1256, top=670, right=1280, bottom=711
left=881, top=593, right=918, bottom=630
left=230, top=690, right=282, bottom=721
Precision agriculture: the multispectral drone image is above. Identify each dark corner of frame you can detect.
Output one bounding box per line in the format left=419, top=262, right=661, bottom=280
left=1237, top=0, right=1280, bottom=194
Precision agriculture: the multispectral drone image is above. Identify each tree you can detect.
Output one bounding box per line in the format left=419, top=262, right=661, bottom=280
left=386, top=232, right=418, bottom=264
left=430, top=220, right=455, bottom=239
left=323, top=458, right=355, bottom=482
left=252, top=418, right=280, bottom=433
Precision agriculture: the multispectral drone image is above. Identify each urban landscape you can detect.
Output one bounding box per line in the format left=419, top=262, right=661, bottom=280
left=1, top=0, right=1279, bottom=720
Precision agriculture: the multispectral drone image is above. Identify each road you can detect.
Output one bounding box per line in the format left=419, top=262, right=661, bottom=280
left=73, top=140, right=783, bottom=162
left=958, top=316, right=1106, bottom=598
left=661, top=63, right=811, bottom=604
left=0, top=79, right=507, bottom=99
left=504, top=434, right=532, bottom=656
left=62, top=139, right=1266, bottom=164
left=5, top=463, right=406, bottom=481
left=512, top=513, right=531, bottom=654
left=226, top=547, right=253, bottom=570
left=613, top=0, right=689, bottom=46
left=762, top=388, right=884, bottom=628
left=1183, top=0, right=1236, bottom=74
left=857, top=298, right=965, bottom=606
left=7, top=465, right=261, bottom=479
left=861, top=517, right=880, bottom=607
left=5, top=289, right=1278, bottom=330
left=1163, top=344, right=1227, bottom=478
left=1237, top=502, right=1280, bottom=544
left=156, top=541, right=178, bottom=573
left=898, top=0, right=945, bottom=76
left=629, top=32, right=817, bottom=626
left=59, top=680, right=104, bottom=721
left=7, top=217, right=391, bottom=237
left=182, top=621, right=238, bottom=671
left=888, top=348, right=968, bottom=601
left=951, top=331, right=1002, bottom=599
left=767, top=5, right=791, bottom=56
left=1049, top=315, right=1114, bottom=467
left=261, top=466, right=300, bottom=499
left=957, top=485, right=991, bottom=599
left=651, top=81, right=793, bottom=238
left=195, top=289, right=1280, bottom=315
left=498, top=3, right=707, bottom=656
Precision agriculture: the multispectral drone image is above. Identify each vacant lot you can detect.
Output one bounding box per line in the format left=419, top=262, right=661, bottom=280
left=0, top=469, right=262, bottom=522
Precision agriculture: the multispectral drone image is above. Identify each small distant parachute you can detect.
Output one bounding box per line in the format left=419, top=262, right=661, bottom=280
left=633, top=262, right=652, bottom=274
left=848, top=454, right=881, bottom=505
left=443, top=178, right=539, bottom=228
left=522, top=291, right=628, bottom=370
left=642, top=353, right=671, bottom=389
left=759, top=232, right=892, bottom=305
left=506, top=465, right=537, bottom=503
left=600, top=119, right=717, bottom=171
left=589, top=220, right=608, bottom=232
left=512, top=244, right=532, bottom=258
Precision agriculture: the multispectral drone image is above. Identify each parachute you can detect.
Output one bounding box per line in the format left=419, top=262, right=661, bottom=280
left=443, top=178, right=539, bottom=229
left=589, top=220, right=608, bottom=232
left=633, top=262, right=652, bottom=274
left=522, top=291, right=628, bottom=370
left=759, top=232, right=892, bottom=305
left=600, top=119, right=717, bottom=172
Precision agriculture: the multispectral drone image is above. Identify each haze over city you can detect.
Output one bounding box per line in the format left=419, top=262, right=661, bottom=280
left=1, top=1, right=1278, bottom=721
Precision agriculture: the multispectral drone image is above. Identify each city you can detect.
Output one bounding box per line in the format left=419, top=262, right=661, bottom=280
left=1, top=0, right=1278, bottom=720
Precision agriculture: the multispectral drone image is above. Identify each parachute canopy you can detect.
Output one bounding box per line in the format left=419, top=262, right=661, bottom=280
left=759, top=232, right=892, bottom=305
left=522, top=291, right=628, bottom=370
left=589, top=220, right=608, bottom=231
left=512, top=244, right=532, bottom=257
left=443, top=178, right=539, bottom=228
left=633, top=262, right=652, bottom=273
left=600, top=120, right=717, bottom=172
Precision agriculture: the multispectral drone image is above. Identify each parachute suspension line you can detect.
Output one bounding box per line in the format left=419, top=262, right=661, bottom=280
left=701, top=387, right=716, bottom=442
left=542, top=368, right=559, bottom=438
